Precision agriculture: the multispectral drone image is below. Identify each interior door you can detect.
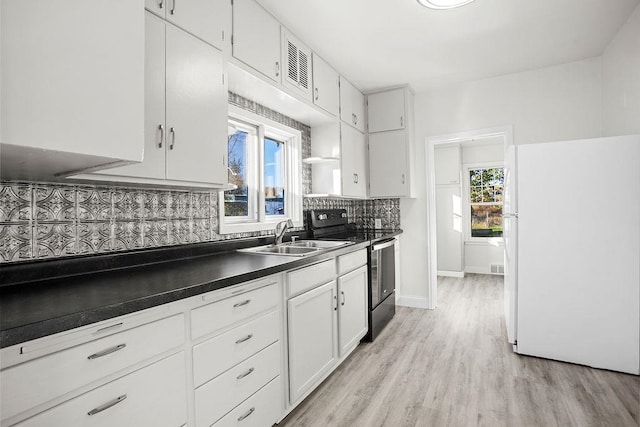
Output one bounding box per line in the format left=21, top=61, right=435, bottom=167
left=502, top=144, right=517, bottom=344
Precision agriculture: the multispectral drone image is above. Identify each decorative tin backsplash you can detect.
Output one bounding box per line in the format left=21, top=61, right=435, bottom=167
left=0, top=93, right=400, bottom=263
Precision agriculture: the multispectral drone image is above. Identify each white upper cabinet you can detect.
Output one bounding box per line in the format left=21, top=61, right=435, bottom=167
left=367, top=86, right=416, bottom=198
left=368, top=130, right=409, bottom=197
left=340, top=123, right=368, bottom=199
left=282, top=29, right=312, bottom=100
left=145, top=0, right=231, bottom=51
left=312, top=54, right=340, bottom=117
left=339, top=77, right=366, bottom=133
left=0, top=0, right=144, bottom=180
left=367, top=88, right=406, bottom=133
left=434, top=145, right=462, bottom=185
left=232, top=0, right=281, bottom=83
left=80, top=13, right=228, bottom=187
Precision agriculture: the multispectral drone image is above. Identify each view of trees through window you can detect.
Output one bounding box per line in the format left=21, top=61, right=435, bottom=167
left=224, top=126, right=286, bottom=218
left=264, top=137, right=285, bottom=216
left=225, top=129, right=249, bottom=217
left=469, top=167, right=504, bottom=237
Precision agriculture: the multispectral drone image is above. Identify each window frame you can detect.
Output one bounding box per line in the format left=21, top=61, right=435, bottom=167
left=219, top=105, right=303, bottom=234
left=463, top=162, right=504, bottom=243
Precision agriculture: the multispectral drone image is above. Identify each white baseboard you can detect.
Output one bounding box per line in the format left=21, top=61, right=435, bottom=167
left=465, top=266, right=504, bottom=275
left=437, top=270, right=465, bottom=278
left=396, top=295, right=431, bottom=309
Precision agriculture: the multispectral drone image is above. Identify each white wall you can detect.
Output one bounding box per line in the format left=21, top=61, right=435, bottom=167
left=399, top=57, right=603, bottom=305
left=602, top=4, right=640, bottom=136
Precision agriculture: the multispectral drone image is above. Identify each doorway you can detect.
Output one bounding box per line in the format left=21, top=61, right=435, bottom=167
left=424, top=126, right=513, bottom=309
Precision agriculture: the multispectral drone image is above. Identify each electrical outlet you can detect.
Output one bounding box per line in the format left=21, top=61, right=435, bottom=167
left=374, top=218, right=382, bottom=229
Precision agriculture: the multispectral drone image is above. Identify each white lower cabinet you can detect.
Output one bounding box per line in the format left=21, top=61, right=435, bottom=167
left=337, top=265, right=368, bottom=356
left=211, top=376, right=282, bottom=427
left=1, top=313, right=185, bottom=423
left=286, top=250, right=368, bottom=406
left=16, top=352, right=187, bottom=427
left=287, top=280, right=338, bottom=403
left=1, top=248, right=372, bottom=427
left=194, top=342, right=280, bottom=426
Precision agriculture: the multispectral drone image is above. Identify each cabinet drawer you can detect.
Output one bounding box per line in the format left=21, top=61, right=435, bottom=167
left=193, top=310, right=279, bottom=388
left=15, top=352, right=187, bottom=427
left=337, top=249, right=368, bottom=275
left=287, top=259, right=336, bottom=296
left=191, top=282, right=279, bottom=340
left=212, top=376, right=282, bottom=427
left=195, top=342, right=280, bottom=427
left=1, top=314, right=184, bottom=422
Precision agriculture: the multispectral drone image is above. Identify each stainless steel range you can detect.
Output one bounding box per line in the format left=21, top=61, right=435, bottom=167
left=307, top=209, right=396, bottom=341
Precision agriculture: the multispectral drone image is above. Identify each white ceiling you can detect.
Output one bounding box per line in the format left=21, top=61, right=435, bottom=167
left=256, top=0, right=639, bottom=93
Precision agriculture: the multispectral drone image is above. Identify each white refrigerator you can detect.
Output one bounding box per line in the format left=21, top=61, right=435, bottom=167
left=504, top=135, right=640, bottom=375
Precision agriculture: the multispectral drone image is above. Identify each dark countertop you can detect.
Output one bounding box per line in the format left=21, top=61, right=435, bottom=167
left=0, top=230, right=401, bottom=348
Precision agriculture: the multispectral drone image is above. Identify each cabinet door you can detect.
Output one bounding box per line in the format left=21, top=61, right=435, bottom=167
left=0, top=0, right=144, bottom=163
left=341, top=124, right=367, bottom=198
left=339, top=77, right=365, bottom=133
left=287, top=281, right=337, bottom=403
left=232, top=0, right=281, bottom=83
left=165, top=0, right=231, bottom=51
left=338, top=266, right=368, bottom=356
left=165, top=24, right=227, bottom=184
left=312, top=54, right=340, bottom=117
left=368, top=130, right=409, bottom=197
left=282, top=30, right=312, bottom=100
left=434, top=145, right=461, bottom=185
left=367, top=89, right=405, bottom=133
left=100, top=12, right=166, bottom=180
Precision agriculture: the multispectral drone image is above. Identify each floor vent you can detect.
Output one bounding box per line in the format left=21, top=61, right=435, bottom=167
left=491, top=264, right=505, bottom=274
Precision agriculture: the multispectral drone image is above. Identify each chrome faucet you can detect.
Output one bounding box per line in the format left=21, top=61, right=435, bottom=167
left=274, top=219, right=294, bottom=245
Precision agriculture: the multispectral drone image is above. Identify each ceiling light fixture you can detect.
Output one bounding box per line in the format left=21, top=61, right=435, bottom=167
left=417, top=0, right=476, bottom=9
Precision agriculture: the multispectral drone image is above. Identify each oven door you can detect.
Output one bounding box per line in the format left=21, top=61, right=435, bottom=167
left=370, top=238, right=396, bottom=308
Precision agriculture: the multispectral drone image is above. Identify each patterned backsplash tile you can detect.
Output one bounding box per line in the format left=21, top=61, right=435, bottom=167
left=0, top=93, right=400, bottom=263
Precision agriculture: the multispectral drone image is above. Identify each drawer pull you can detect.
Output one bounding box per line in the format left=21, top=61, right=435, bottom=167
left=236, top=367, right=255, bottom=380
left=87, top=394, right=127, bottom=416
left=87, top=343, right=126, bottom=360
left=237, top=407, right=255, bottom=422
left=94, top=322, right=123, bottom=335
left=233, top=299, right=251, bottom=308
left=235, top=334, right=253, bottom=344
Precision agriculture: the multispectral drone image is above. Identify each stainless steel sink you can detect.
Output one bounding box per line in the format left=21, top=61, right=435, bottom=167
left=238, top=240, right=351, bottom=257
left=289, top=240, right=350, bottom=249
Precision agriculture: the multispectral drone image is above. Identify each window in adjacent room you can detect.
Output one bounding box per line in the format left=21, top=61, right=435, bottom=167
left=220, top=106, right=302, bottom=234
left=468, top=167, right=504, bottom=238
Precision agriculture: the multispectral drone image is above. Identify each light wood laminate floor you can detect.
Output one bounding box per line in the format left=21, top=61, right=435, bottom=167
left=279, top=274, right=639, bottom=427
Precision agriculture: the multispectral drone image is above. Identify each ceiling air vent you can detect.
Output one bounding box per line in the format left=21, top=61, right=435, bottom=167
left=283, top=30, right=312, bottom=97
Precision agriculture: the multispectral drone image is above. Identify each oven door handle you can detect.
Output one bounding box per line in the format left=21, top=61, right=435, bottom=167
left=372, top=238, right=396, bottom=251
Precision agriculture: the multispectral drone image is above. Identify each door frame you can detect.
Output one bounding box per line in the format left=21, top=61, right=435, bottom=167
left=425, top=125, right=513, bottom=309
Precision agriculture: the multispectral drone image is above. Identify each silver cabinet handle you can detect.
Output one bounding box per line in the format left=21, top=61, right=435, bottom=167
left=170, top=0, right=176, bottom=15
left=341, top=291, right=345, bottom=306
left=236, top=367, right=254, bottom=380
left=315, top=87, right=319, bottom=101
left=233, top=299, right=251, bottom=308
left=355, top=173, right=359, bottom=184
left=400, top=116, right=404, bottom=127
left=402, top=173, right=406, bottom=184
left=354, top=114, right=358, bottom=125
left=94, top=322, right=123, bottom=335
left=157, top=124, right=164, bottom=148
left=158, top=0, right=163, bottom=9
left=169, top=127, right=175, bottom=150
left=87, top=343, right=126, bottom=360
left=237, top=407, right=255, bottom=422
left=333, top=295, right=337, bottom=311
left=275, top=61, right=280, bottom=77
left=235, top=334, right=253, bottom=344
left=87, top=394, right=127, bottom=416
